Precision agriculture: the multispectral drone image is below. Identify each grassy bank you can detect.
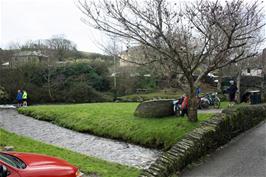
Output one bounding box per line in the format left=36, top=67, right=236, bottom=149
left=0, top=129, right=139, bottom=177
left=119, top=91, right=183, bottom=101
left=119, top=86, right=216, bottom=102
left=19, top=103, right=211, bottom=150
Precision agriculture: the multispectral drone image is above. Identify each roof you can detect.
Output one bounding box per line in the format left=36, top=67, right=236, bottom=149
left=14, top=51, right=48, bottom=58
left=1, top=62, right=9, bottom=66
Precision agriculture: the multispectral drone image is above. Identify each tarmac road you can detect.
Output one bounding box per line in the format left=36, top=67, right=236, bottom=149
left=181, top=121, right=266, bottom=177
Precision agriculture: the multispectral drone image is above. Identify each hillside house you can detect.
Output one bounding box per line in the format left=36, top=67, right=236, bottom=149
left=9, top=51, right=48, bottom=67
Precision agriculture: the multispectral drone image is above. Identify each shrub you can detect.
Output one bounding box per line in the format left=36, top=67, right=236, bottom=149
left=0, top=63, right=111, bottom=103
left=0, top=86, right=9, bottom=103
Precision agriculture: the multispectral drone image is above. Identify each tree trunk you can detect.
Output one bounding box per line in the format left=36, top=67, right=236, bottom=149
left=188, top=92, right=198, bottom=122
left=236, top=72, right=241, bottom=104
left=261, top=49, right=265, bottom=102
left=217, top=70, right=222, bottom=93
left=261, top=79, right=264, bottom=102
left=47, top=65, right=54, bottom=101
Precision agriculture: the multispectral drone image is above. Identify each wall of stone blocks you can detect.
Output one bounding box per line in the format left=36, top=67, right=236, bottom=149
left=140, top=104, right=266, bottom=177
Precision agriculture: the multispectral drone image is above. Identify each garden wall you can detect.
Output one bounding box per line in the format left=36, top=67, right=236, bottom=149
left=140, top=104, right=266, bottom=177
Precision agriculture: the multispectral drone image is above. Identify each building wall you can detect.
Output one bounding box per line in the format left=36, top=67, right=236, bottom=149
left=262, top=48, right=266, bottom=73
left=11, top=55, right=40, bottom=67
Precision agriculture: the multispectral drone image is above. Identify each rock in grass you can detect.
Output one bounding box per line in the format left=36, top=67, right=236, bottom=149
left=134, top=99, right=175, bottom=118
left=4, top=146, right=14, bottom=151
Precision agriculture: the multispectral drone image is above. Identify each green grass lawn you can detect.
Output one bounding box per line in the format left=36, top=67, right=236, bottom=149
left=119, top=87, right=216, bottom=101
left=19, top=103, right=211, bottom=150
left=0, top=129, right=139, bottom=177
left=119, top=90, right=183, bottom=101
left=220, top=101, right=230, bottom=109
left=220, top=101, right=250, bottom=109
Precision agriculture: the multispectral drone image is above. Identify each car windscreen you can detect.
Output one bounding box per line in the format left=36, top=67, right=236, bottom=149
left=0, top=153, right=26, bottom=169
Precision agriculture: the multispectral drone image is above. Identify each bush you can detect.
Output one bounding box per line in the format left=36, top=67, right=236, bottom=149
left=0, top=63, right=111, bottom=104
left=0, top=86, right=9, bottom=104
left=218, top=93, right=227, bottom=102
left=64, top=82, right=111, bottom=103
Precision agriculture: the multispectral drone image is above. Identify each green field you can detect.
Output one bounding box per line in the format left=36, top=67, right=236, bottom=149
left=19, top=103, right=211, bottom=150
left=0, top=129, right=139, bottom=177
left=119, top=91, right=183, bottom=101
left=220, top=101, right=230, bottom=109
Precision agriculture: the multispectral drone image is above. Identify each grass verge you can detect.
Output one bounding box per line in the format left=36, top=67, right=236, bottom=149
left=19, top=103, right=211, bottom=150
left=220, top=101, right=229, bottom=109
left=119, top=91, right=183, bottom=101
left=119, top=87, right=216, bottom=102
left=0, top=129, right=139, bottom=177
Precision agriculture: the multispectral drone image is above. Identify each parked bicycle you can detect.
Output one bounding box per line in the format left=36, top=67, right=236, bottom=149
left=199, top=92, right=220, bottom=109
left=173, top=97, right=184, bottom=116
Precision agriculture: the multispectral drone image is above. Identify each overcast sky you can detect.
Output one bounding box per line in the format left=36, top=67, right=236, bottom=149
left=1, top=0, right=266, bottom=53
left=0, top=0, right=106, bottom=53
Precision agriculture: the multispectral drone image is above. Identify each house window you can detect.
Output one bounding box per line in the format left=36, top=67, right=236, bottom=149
left=247, top=68, right=251, bottom=73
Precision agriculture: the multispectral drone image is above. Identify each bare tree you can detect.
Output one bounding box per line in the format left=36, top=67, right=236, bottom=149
left=46, top=35, right=77, bottom=61
left=77, top=0, right=265, bottom=121
left=100, top=35, right=123, bottom=99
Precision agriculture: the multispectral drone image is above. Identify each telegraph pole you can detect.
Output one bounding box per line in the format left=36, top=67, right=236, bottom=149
left=261, top=48, right=266, bottom=102
left=113, top=54, right=117, bottom=101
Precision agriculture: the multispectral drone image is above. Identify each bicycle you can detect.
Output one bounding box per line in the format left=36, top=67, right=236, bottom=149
left=199, top=92, right=220, bottom=109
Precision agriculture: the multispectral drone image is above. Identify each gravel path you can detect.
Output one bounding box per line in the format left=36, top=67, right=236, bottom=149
left=0, top=109, right=160, bottom=169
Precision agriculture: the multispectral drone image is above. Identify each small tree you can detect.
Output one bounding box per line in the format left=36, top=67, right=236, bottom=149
left=46, top=35, right=77, bottom=61
left=78, top=0, right=265, bottom=121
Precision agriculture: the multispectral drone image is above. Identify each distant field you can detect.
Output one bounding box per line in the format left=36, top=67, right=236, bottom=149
left=119, top=91, right=183, bottom=101
left=0, top=129, right=139, bottom=177
left=19, top=103, right=212, bottom=150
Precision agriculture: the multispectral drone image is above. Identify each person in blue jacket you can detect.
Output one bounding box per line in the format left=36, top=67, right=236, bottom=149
left=16, top=89, right=23, bottom=107
left=196, top=86, right=202, bottom=97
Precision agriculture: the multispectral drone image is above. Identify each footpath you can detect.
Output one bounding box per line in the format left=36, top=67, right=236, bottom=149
left=181, top=122, right=266, bottom=177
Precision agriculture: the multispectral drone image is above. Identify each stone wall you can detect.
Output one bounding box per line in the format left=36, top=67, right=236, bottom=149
left=139, top=104, right=266, bottom=177
left=240, top=76, right=263, bottom=92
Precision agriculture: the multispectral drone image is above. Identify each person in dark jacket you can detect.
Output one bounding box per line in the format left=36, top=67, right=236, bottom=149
left=16, top=90, right=23, bottom=107
left=227, top=80, right=238, bottom=106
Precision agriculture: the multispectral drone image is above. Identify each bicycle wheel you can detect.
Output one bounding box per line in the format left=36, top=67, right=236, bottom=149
left=213, top=97, right=220, bottom=109
left=200, top=99, right=209, bottom=109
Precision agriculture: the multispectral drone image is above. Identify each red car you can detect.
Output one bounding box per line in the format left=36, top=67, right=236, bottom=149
left=0, top=152, right=83, bottom=177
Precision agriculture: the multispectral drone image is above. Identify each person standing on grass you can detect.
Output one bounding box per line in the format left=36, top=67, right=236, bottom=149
left=195, top=86, right=202, bottom=97
left=16, top=90, right=23, bottom=107
left=227, top=80, right=238, bottom=107
left=195, top=85, right=202, bottom=107
left=181, top=94, right=189, bottom=117
left=22, top=90, right=28, bottom=107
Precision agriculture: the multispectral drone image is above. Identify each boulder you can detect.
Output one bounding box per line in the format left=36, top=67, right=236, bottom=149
left=3, top=146, right=14, bottom=151
left=134, top=99, right=175, bottom=118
